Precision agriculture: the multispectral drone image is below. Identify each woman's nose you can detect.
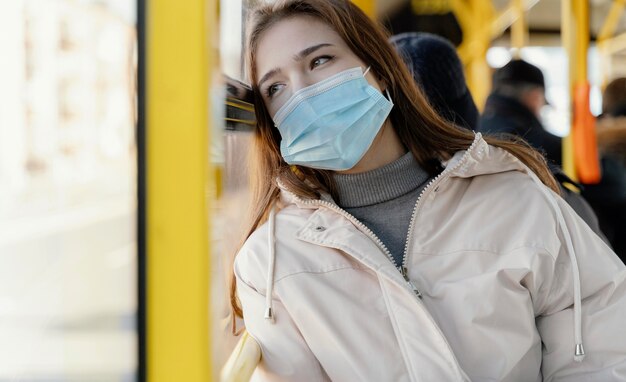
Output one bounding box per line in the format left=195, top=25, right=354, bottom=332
left=272, top=73, right=316, bottom=115
left=290, top=75, right=310, bottom=95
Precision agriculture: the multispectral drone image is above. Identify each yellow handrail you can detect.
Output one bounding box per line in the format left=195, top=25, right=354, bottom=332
left=220, top=331, right=262, bottom=382
left=451, top=0, right=540, bottom=109
left=598, top=0, right=626, bottom=43
left=599, top=32, right=626, bottom=55
left=597, top=0, right=626, bottom=94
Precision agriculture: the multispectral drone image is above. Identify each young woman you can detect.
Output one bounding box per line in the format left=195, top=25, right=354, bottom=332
left=231, top=1, right=626, bottom=380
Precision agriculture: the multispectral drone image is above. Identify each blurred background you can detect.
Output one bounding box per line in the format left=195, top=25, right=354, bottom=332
left=0, top=1, right=136, bottom=381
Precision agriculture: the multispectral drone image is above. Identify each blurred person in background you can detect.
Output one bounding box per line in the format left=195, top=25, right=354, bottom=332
left=479, top=59, right=562, bottom=168
left=389, top=32, right=478, bottom=131
left=597, top=77, right=626, bottom=169
left=390, top=33, right=606, bottom=243
left=581, top=78, right=626, bottom=261
left=230, top=1, right=626, bottom=380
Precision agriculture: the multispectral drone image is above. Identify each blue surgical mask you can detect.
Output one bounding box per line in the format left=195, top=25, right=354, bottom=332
left=273, top=66, right=393, bottom=171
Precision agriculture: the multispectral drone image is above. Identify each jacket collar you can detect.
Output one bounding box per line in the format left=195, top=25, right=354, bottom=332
left=444, top=133, right=527, bottom=179
left=279, top=133, right=528, bottom=205
left=294, top=207, right=407, bottom=287
left=277, top=133, right=528, bottom=282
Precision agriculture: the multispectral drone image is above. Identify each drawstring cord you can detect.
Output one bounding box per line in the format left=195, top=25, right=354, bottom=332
left=264, top=205, right=277, bottom=323
left=531, top=173, right=586, bottom=362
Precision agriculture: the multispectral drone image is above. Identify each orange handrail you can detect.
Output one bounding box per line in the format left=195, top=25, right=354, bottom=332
left=573, top=82, right=601, bottom=183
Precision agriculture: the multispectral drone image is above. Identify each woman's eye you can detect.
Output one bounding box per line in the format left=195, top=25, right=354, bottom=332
left=266, top=83, right=283, bottom=98
left=311, top=55, right=333, bottom=70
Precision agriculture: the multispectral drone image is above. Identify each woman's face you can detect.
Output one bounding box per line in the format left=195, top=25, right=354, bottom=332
left=255, top=15, right=384, bottom=118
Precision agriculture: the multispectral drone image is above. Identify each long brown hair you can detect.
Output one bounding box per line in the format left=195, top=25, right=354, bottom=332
left=230, top=0, right=558, bottom=329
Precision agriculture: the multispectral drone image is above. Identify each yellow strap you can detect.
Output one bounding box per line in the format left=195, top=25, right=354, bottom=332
left=225, top=117, right=257, bottom=126
left=226, top=99, right=255, bottom=112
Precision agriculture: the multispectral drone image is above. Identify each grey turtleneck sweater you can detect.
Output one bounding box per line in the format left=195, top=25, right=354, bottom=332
left=332, top=152, right=433, bottom=267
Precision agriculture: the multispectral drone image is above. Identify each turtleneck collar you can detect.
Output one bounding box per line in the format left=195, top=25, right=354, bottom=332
left=332, top=151, right=431, bottom=208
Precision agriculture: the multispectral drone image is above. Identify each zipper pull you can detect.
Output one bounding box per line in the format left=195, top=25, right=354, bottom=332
left=401, top=266, right=422, bottom=298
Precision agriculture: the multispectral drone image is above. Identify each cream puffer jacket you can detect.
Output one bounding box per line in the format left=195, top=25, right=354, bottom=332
left=234, top=134, right=626, bottom=381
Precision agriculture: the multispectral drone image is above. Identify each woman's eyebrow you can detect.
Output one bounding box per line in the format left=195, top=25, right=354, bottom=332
left=258, top=43, right=334, bottom=90
left=258, top=68, right=281, bottom=90
left=292, top=43, right=333, bottom=62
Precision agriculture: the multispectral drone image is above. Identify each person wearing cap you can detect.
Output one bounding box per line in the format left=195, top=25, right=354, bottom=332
left=479, top=59, right=562, bottom=167
left=602, top=77, right=626, bottom=119
left=390, top=35, right=607, bottom=243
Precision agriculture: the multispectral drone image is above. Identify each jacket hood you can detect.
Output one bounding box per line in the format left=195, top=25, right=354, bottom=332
left=444, top=133, right=527, bottom=179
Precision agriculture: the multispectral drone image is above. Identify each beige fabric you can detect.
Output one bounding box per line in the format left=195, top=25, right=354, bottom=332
left=235, top=134, right=626, bottom=381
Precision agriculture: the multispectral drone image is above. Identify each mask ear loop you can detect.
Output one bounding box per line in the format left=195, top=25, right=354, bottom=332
left=385, top=88, right=394, bottom=105
left=363, top=66, right=393, bottom=105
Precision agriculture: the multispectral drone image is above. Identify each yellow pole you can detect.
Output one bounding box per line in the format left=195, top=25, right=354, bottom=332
left=465, top=0, right=496, bottom=110
left=561, top=0, right=576, bottom=180
left=146, top=0, right=215, bottom=380
left=597, top=0, right=626, bottom=86
left=352, top=0, right=376, bottom=18
left=453, top=0, right=541, bottom=110
left=600, top=32, right=626, bottom=55
left=511, top=0, right=528, bottom=57
left=574, top=0, right=588, bottom=85
left=598, top=0, right=626, bottom=42
left=565, top=0, right=600, bottom=184
left=455, top=0, right=539, bottom=65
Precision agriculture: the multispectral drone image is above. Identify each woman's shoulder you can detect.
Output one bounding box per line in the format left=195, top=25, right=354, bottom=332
left=234, top=203, right=330, bottom=290
left=467, top=164, right=612, bottom=257
left=464, top=162, right=556, bottom=206
left=444, top=166, right=564, bottom=251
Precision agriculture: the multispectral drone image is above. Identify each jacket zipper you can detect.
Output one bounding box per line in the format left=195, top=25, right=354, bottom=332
left=292, top=135, right=481, bottom=299
left=292, top=196, right=421, bottom=293
left=399, top=137, right=482, bottom=289
left=293, top=193, right=471, bottom=381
